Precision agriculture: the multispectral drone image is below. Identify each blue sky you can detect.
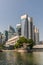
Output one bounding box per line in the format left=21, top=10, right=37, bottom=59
left=0, top=0, right=43, bottom=41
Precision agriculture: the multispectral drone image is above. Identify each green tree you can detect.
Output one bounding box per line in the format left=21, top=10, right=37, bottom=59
left=17, top=37, right=28, bottom=43
left=14, top=37, right=28, bottom=49
left=14, top=37, right=35, bottom=50
left=28, top=39, right=34, bottom=49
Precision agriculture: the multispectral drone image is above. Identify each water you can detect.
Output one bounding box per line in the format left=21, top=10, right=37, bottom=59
left=0, top=51, right=43, bottom=65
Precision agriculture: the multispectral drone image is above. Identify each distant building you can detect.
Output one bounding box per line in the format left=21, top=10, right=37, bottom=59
left=39, top=41, right=43, bottom=44
left=16, top=24, right=21, bottom=36
left=8, top=26, right=15, bottom=39
left=33, top=25, right=35, bottom=42
left=33, top=27, right=39, bottom=44
left=0, top=32, right=2, bottom=44
left=4, top=30, right=8, bottom=42
left=1, top=34, right=6, bottom=44
left=9, top=26, right=15, bottom=33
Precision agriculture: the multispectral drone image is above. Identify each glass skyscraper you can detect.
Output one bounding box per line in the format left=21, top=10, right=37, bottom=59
left=21, top=14, right=28, bottom=39
left=21, top=14, right=33, bottom=40
left=28, top=17, right=33, bottom=40
left=33, top=26, right=39, bottom=44
left=16, top=24, right=21, bottom=36
left=8, top=26, right=15, bottom=39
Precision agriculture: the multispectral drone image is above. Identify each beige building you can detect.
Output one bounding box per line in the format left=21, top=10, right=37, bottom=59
left=5, top=36, right=19, bottom=47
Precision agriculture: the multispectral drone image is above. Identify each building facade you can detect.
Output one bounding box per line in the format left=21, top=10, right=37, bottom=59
left=16, top=24, right=21, bottom=36
left=4, top=30, right=8, bottom=42
left=34, top=27, right=39, bottom=44
left=0, top=32, right=2, bottom=44
left=28, top=17, right=33, bottom=40
left=8, top=26, right=15, bottom=39
left=21, top=14, right=28, bottom=39
left=21, top=14, right=33, bottom=40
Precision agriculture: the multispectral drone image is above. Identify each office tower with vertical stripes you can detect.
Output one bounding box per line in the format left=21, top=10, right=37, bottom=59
left=21, top=14, right=33, bottom=40
left=16, top=24, right=21, bottom=36
left=20, top=14, right=39, bottom=44
left=28, top=17, right=33, bottom=40
left=33, top=26, right=39, bottom=44
left=21, top=14, right=28, bottom=39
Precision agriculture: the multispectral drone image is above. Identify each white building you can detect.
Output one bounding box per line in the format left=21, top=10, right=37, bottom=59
left=5, top=36, right=19, bottom=47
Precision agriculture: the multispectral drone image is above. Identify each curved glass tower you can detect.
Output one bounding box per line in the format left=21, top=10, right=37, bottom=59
left=21, top=14, right=33, bottom=40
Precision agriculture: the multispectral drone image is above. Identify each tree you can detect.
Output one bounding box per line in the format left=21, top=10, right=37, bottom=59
left=17, top=37, right=28, bottom=44
left=28, top=39, right=34, bottom=49
left=14, top=37, right=28, bottom=49
left=14, top=37, right=35, bottom=50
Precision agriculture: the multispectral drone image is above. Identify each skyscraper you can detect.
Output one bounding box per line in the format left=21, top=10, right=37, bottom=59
left=0, top=32, right=2, bottom=44
left=21, top=14, right=39, bottom=44
left=4, top=30, right=8, bottom=41
left=33, top=27, right=39, bottom=44
left=21, top=14, right=28, bottom=39
left=28, top=17, right=33, bottom=40
left=21, top=14, right=33, bottom=40
left=8, top=26, right=15, bottom=39
left=16, top=24, right=21, bottom=36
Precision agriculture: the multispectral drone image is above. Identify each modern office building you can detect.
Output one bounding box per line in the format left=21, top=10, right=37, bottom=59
left=21, top=14, right=33, bottom=40
left=34, top=27, right=39, bottom=44
left=4, top=30, right=8, bottom=42
left=21, top=14, right=28, bottom=39
left=0, top=32, right=2, bottom=44
left=8, top=26, right=15, bottom=39
left=28, top=17, right=33, bottom=40
left=9, top=26, right=15, bottom=33
left=16, top=24, right=21, bottom=36
left=33, top=25, right=35, bottom=42
left=1, top=34, right=6, bottom=44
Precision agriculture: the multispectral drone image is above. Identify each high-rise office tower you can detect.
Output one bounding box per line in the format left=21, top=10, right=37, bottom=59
left=33, top=25, right=35, bottom=42
left=21, top=14, right=28, bottom=39
left=16, top=24, right=21, bottom=36
left=4, top=30, right=8, bottom=41
left=28, top=17, right=33, bottom=40
left=0, top=32, right=2, bottom=44
left=21, top=14, right=33, bottom=39
left=9, top=26, right=15, bottom=33
left=34, top=27, right=39, bottom=44
left=8, top=26, right=15, bottom=39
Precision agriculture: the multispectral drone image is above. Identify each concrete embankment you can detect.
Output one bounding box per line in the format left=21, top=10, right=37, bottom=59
left=2, top=48, right=32, bottom=53
left=2, top=48, right=43, bottom=52
left=32, top=48, right=43, bottom=52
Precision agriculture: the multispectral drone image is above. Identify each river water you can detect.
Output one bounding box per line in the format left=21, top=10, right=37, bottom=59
left=0, top=51, right=43, bottom=65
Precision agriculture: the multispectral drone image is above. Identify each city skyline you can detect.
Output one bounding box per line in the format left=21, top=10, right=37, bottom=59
left=0, top=0, right=43, bottom=40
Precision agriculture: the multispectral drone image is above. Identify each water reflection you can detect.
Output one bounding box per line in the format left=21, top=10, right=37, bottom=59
left=0, top=51, right=43, bottom=65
